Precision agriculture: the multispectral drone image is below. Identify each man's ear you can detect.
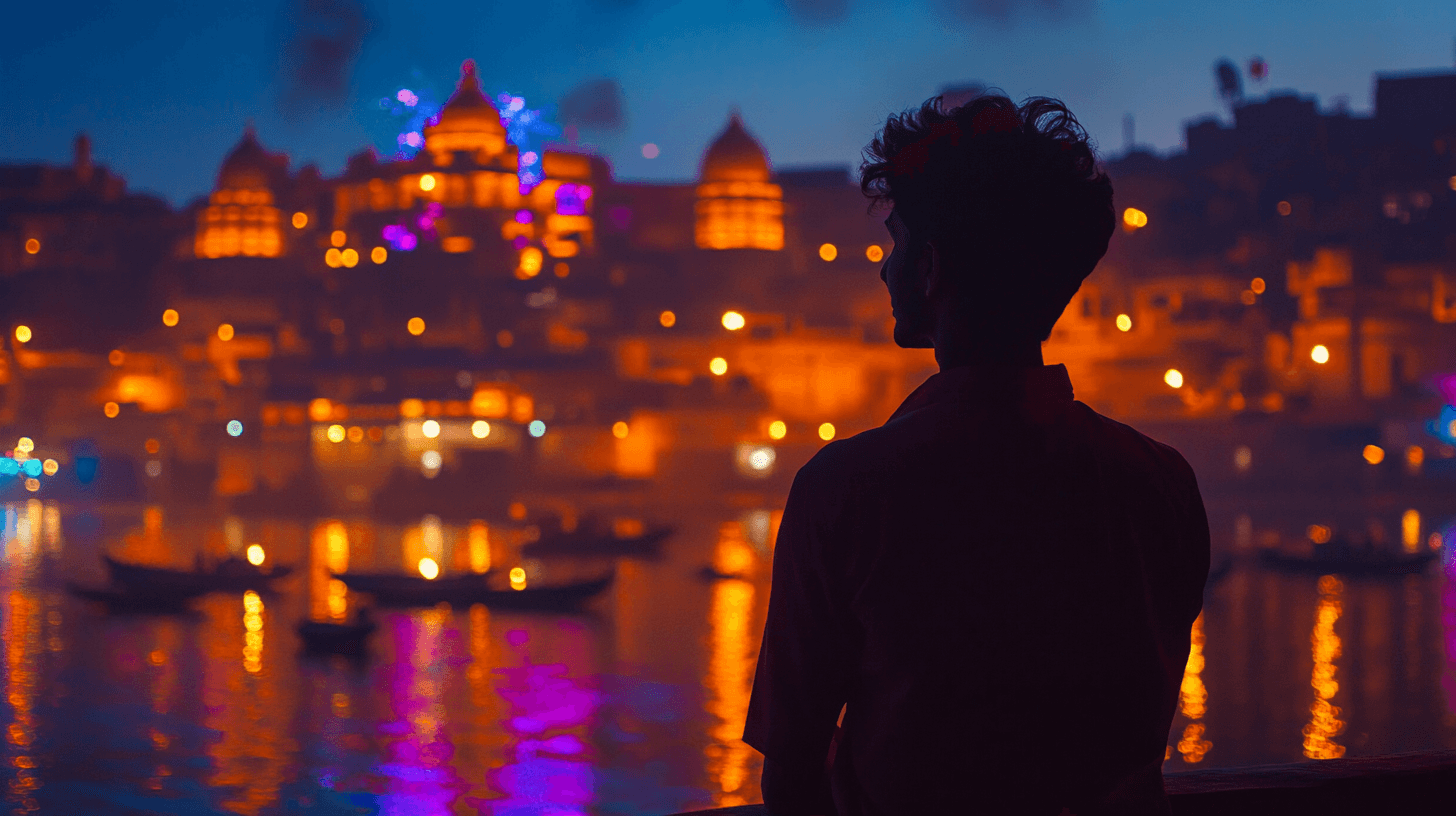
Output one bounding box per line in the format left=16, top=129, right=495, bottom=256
left=920, top=241, right=944, bottom=299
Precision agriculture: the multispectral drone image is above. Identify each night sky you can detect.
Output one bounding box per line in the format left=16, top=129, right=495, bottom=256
left=5, top=1, right=1455, bottom=204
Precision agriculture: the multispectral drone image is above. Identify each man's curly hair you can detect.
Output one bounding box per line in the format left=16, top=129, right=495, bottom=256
left=861, top=93, right=1115, bottom=342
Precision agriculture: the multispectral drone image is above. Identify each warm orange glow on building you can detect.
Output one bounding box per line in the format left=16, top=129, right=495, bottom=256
left=695, top=113, right=784, bottom=251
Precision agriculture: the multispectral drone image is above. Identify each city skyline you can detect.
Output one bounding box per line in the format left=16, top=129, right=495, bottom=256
left=5, top=1, right=1456, bottom=204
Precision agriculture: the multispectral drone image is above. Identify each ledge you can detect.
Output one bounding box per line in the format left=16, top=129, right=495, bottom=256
left=669, top=750, right=1456, bottom=815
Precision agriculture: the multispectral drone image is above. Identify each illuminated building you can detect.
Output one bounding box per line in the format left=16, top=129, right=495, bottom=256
left=695, top=112, right=784, bottom=250
left=195, top=127, right=285, bottom=259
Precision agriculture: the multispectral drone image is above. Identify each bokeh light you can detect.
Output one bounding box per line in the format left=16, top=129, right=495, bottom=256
left=1311, top=345, right=1330, bottom=364
left=818, top=422, right=836, bottom=441
left=407, top=317, right=426, bottom=336
left=162, top=309, right=179, bottom=327
left=1362, top=444, right=1385, bottom=465
left=659, top=310, right=676, bottom=328
left=768, top=420, right=787, bottom=440
left=528, top=420, right=546, bottom=438
left=327, top=424, right=346, bottom=443
left=292, top=212, right=308, bottom=229
left=217, top=323, right=234, bottom=342
left=1116, top=314, right=1133, bottom=332
left=246, top=544, right=266, bottom=566
left=422, top=419, right=441, bottom=438
left=419, top=174, right=437, bottom=192
left=371, top=246, right=387, bottom=264
left=1164, top=369, right=1184, bottom=389
left=104, top=401, right=120, bottom=418
left=641, top=143, right=660, bottom=159
left=709, top=357, right=728, bottom=376
left=226, top=420, right=243, bottom=437
left=330, top=230, right=347, bottom=248
left=1123, top=207, right=1149, bottom=230
left=24, top=238, right=40, bottom=254
left=14, top=325, right=32, bottom=344
left=721, top=311, right=746, bottom=331
left=866, top=245, right=883, bottom=262
left=471, top=420, right=490, bottom=439
left=818, top=243, right=838, bottom=261
left=418, top=557, right=440, bottom=580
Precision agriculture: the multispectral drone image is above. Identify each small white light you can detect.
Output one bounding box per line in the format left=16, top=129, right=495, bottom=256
left=529, top=420, right=546, bottom=438
left=226, top=420, right=243, bottom=437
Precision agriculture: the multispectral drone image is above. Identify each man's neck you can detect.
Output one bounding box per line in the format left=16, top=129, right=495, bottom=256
left=934, top=340, right=1045, bottom=372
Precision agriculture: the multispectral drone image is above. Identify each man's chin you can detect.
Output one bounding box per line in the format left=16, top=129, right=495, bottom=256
left=892, top=328, right=934, bottom=349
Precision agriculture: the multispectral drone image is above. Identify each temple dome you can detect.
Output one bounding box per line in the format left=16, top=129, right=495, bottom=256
left=216, top=126, right=285, bottom=191
left=701, top=112, right=770, bottom=183
left=425, top=60, right=508, bottom=162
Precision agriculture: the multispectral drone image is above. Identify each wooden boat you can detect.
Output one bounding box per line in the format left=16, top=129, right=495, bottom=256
left=297, top=612, right=376, bottom=654
left=527, top=524, right=675, bottom=557
left=66, top=581, right=207, bottom=613
left=104, top=553, right=294, bottom=593
left=1257, top=544, right=1437, bottom=577
left=334, top=568, right=614, bottom=610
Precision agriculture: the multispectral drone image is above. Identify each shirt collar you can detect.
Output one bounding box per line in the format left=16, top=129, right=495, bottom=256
left=888, top=363, right=1076, bottom=424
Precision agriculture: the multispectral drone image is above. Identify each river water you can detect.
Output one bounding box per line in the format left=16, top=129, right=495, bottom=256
left=1, top=498, right=1455, bottom=815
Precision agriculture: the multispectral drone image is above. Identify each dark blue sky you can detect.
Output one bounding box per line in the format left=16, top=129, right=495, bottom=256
left=4, top=1, right=1454, bottom=204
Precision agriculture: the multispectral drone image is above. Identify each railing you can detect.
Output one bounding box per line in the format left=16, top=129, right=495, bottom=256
left=669, top=750, right=1456, bottom=815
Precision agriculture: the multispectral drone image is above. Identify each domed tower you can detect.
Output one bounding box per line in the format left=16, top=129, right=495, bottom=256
left=695, top=111, right=783, bottom=251
left=425, top=60, right=508, bottom=166
left=195, top=127, right=284, bottom=258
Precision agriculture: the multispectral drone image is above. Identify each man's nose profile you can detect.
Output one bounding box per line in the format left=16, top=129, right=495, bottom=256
left=742, top=91, right=1210, bottom=816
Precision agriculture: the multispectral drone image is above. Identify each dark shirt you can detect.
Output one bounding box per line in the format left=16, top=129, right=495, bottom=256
left=744, top=364, right=1210, bottom=816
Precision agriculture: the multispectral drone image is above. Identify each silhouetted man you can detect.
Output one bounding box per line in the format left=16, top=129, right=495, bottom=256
left=744, top=94, right=1210, bottom=816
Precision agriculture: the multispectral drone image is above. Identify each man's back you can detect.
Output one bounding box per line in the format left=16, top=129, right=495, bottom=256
left=744, top=365, right=1210, bottom=815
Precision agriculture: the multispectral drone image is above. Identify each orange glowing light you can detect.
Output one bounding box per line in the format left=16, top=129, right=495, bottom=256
left=407, top=317, right=426, bottom=336
left=422, top=419, right=441, bottom=439
left=346, top=426, right=364, bottom=443
left=217, top=323, right=235, bottom=342
left=24, top=478, right=38, bottom=493
left=13, top=325, right=32, bottom=344
left=721, top=311, right=746, bottom=331
left=103, top=401, right=120, bottom=418
left=1241, top=290, right=1257, bottom=305
left=817, top=422, right=836, bottom=441
left=866, top=245, right=884, bottom=262
left=1115, top=314, right=1132, bottom=332
left=41, top=459, right=58, bottom=476
left=24, top=238, right=40, bottom=254
left=1402, top=509, right=1421, bottom=553
left=509, top=566, right=527, bottom=590
left=1122, top=207, right=1148, bottom=230
left=612, top=421, right=629, bottom=439
left=325, top=248, right=342, bottom=267
left=709, top=357, right=728, bottom=376
left=508, top=502, right=527, bottom=521
left=419, top=174, right=437, bottom=192
left=1311, top=345, right=1330, bottom=364
left=399, top=398, right=424, bottom=418
left=471, top=420, right=490, bottom=439
left=371, top=246, right=387, bottom=264
left=341, top=248, right=359, bottom=268
left=291, top=212, right=308, bottom=229
left=145, top=438, right=160, bottom=454
left=246, top=544, right=266, bottom=566
left=1406, top=445, right=1424, bottom=470
left=553, top=262, right=570, bottom=278
left=768, top=420, right=787, bottom=440
left=326, top=424, right=346, bottom=443
left=330, top=230, right=347, bottom=248
left=818, top=243, right=838, bottom=261
left=1164, top=369, right=1184, bottom=389
left=1307, top=524, right=1332, bottom=544
left=308, top=398, right=333, bottom=422
left=496, top=330, right=514, bottom=347
left=1251, top=277, right=1266, bottom=294
left=418, top=557, right=440, bottom=580
left=16, top=437, right=33, bottom=453
left=1277, top=200, right=1293, bottom=216
left=517, top=247, right=543, bottom=278
left=108, top=349, right=125, bottom=366
left=162, top=309, right=180, bottom=327
left=1362, top=445, right=1384, bottom=465
left=659, top=310, right=676, bottom=328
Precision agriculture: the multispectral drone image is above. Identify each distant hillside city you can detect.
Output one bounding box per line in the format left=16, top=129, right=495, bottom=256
left=2, top=60, right=1456, bottom=514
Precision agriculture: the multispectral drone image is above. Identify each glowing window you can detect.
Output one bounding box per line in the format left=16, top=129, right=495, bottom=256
left=1164, top=369, right=1184, bottom=389
left=709, top=357, right=728, bottom=376
left=866, top=245, right=883, bottom=262
left=407, top=317, right=426, bottom=336
left=1310, top=345, right=1330, bottom=364
left=292, top=212, right=308, bottom=229
left=162, top=309, right=180, bottom=327
left=659, top=310, right=676, bottom=328
left=818, top=422, right=836, bottom=441
left=217, top=324, right=235, bottom=342
left=818, top=243, right=838, bottom=261
left=1115, top=314, right=1132, bottom=332
left=721, top=311, right=746, bottom=331
left=768, top=420, right=787, bottom=440
left=330, top=230, right=347, bottom=247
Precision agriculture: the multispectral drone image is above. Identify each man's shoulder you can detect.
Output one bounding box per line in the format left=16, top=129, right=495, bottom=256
left=1074, top=402, right=1199, bottom=486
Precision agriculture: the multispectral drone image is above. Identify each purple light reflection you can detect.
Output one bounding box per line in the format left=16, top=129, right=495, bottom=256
left=374, top=611, right=468, bottom=816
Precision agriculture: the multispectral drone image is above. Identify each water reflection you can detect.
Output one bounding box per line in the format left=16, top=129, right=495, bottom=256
left=6, top=502, right=1456, bottom=814
left=1303, top=575, right=1347, bottom=759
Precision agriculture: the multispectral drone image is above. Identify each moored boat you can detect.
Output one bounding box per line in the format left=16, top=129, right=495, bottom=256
left=66, top=581, right=208, bottom=613
left=334, top=568, right=614, bottom=610
left=104, top=553, right=294, bottom=593
left=1257, top=543, right=1438, bottom=577
left=297, top=612, right=377, bottom=654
